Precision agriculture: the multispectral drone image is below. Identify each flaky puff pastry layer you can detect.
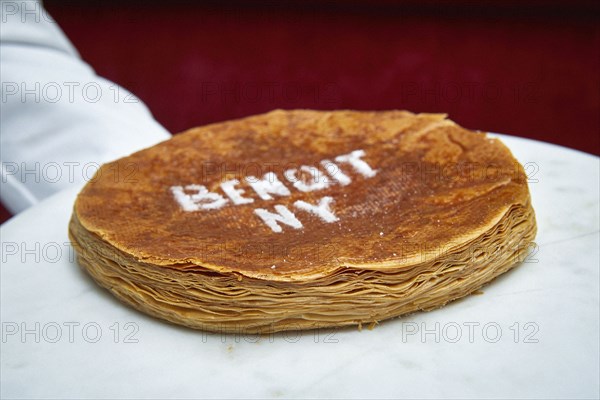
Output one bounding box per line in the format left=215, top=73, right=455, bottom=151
left=69, top=110, right=537, bottom=333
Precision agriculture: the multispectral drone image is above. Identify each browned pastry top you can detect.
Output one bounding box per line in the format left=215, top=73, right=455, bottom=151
left=74, top=110, right=529, bottom=280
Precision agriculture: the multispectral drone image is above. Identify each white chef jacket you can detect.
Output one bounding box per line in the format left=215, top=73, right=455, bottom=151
left=0, top=0, right=170, bottom=214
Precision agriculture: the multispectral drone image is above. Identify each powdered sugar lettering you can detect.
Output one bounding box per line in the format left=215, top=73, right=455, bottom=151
left=170, top=149, right=377, bottom=233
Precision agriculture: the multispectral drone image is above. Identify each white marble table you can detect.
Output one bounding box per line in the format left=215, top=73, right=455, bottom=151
left=1, top=135, right=599, bottom=399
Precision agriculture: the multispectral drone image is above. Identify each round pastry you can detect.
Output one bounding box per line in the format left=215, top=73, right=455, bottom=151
left=69, top=110, right=537, bottom=333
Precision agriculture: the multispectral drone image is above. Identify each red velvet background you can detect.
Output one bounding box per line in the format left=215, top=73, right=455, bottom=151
left=1, top=1, right=598, bottom=223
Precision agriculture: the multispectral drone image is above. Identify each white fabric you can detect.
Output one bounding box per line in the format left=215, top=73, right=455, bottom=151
left=0, top=0, right=171, bottom=214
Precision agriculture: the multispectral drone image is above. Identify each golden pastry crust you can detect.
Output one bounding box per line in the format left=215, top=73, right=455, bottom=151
left=69, top=109, right=537, bottom=333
